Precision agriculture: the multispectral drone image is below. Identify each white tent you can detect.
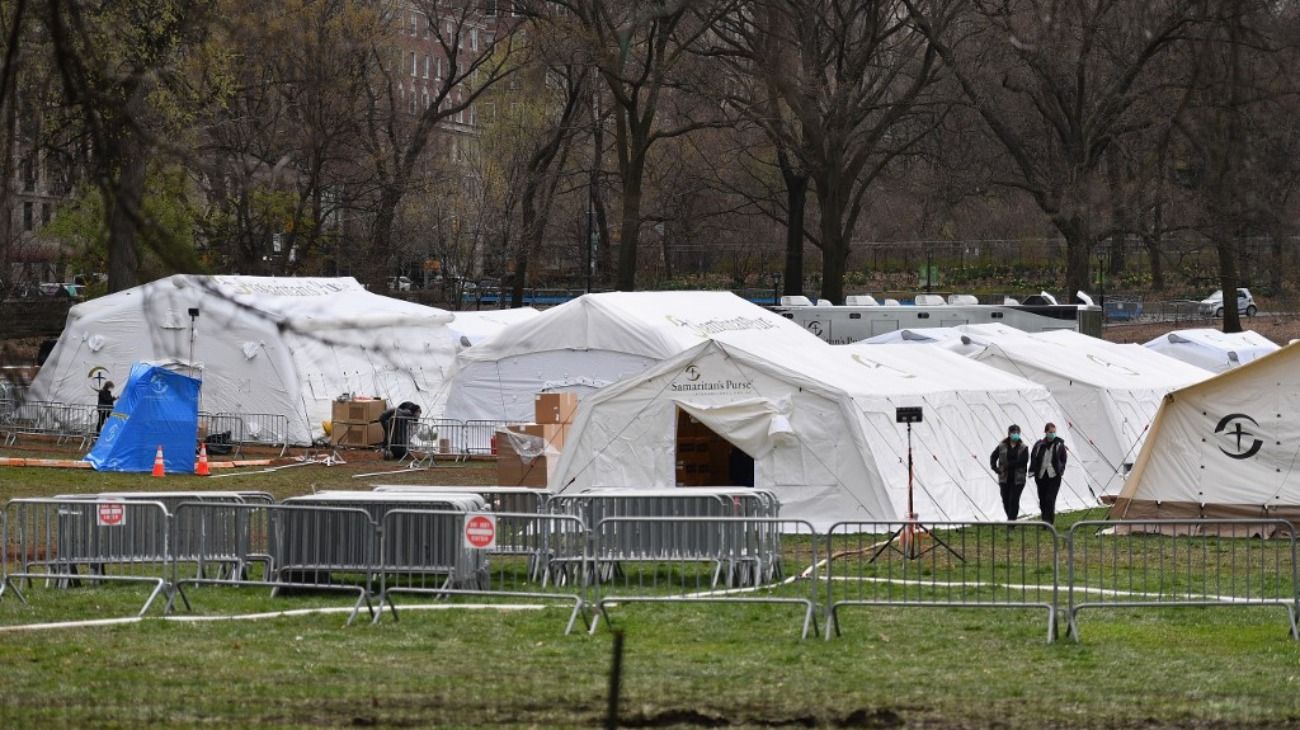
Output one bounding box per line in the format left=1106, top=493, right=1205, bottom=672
left=444, top=291, right=823, bottom=424
left=858, top=327, right=963, bottom=344
left=1113, top=343, right=1300, bottom=524
left=447, top=307, right=540, bottom=349
left=1142, top=328, right=1278, bottom=373
left=30, top=275, right=458, bottom=444
left=550, top=332, right=1094, bottom=528
left=947, top=326, right=1210, bottom=495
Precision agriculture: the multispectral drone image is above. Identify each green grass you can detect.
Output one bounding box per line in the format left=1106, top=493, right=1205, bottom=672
left=2, top=446, right=1300, bottom=727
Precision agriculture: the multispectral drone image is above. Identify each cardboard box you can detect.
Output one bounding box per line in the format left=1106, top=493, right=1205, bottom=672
left=534, top=392, right=578, bottom=425
left=496, top=453, right=550, bottom=487
left=506, top=423, right=568, bottom=451
left=332, top=421, right=385, bottom=447
left=331, top=398, right=386, bottom=426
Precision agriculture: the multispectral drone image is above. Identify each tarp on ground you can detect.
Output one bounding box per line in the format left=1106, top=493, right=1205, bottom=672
left=29, top=275, right=458, bottom=445
left=550, top=331, right=1094, bottom=529
left=444, top=291, right=826, bottom=424
left=1112, top=342, right=1300, bottom=524
left=1142, top=328, right=1278, bottom=373
left=86, top=362, right=199, bottom=473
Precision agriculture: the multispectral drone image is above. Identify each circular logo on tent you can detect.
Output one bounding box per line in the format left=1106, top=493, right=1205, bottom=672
left=88, top=366, right=110, bottom=392
left=1215, top=413, right=1263, bottom=460
left=149, top=374, right=168, bottom=395
left=684, top=365, right=701, bottom=382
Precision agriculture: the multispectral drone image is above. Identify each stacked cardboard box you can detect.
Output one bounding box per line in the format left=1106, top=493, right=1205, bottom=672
left=331, top=398, right=387, bottom=447
left=496, top=393, right=578, bottom=487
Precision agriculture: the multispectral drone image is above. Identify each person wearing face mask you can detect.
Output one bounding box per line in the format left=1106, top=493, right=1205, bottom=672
left=1029, top=422, right=1068, bottom=525
left=989, top=424, right=1029, bottom=522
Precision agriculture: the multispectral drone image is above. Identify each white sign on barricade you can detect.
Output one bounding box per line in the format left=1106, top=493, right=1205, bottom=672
left=97, top=500, right=126, bottom=527
left=463, top=513, right=496, bottom=550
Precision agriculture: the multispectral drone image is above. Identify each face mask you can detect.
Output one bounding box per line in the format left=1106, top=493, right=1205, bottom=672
left=1010, top=433, right=1021, bottom=442
left=1045, top=433, right=1055, bottom=441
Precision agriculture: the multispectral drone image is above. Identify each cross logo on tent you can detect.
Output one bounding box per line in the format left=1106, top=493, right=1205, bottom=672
left=1215, top=413, right=1263, bottom=460
left=88, top=366, right=109, bottom=392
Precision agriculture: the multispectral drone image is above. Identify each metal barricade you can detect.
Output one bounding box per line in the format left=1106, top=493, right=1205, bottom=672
left=551, top=490, right=783, bottom=583
left=198, top=412, right=246, bottom=457
left=394, top=417, right=464, bottom=464
left=588, top=517, right=818, bottom=638
left=229, top=412, right=290, bottom=455
left=825, top=520, right=1061, bottom=642
left=165, top=502, right=378, bottom=624
left=1066, top=519, right=1299, bottom=641
left=375, top=510, right=589, bottom=633
left=372, top=485, right=549, bottom=514
left=1, top=400, right=99, bottom=449
left=462, top=419, right=514, bottom=456
left=0, top=498, right=174, bottom=615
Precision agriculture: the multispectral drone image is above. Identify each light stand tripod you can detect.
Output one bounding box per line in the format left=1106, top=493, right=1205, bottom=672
left=868, top=407, right=965, bottom=563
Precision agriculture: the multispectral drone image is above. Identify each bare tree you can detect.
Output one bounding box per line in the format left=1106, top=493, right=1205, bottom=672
left=360, top=0, right=521, bottom=289
left=714, top=1, right=949, bottom=303
left=905, top=0, right=1203, bottom=302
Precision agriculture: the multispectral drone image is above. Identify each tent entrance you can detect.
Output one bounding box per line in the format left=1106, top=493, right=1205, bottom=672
left=675, top=408, right=753, bottom=487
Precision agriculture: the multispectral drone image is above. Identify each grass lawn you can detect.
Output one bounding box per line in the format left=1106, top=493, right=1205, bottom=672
left=2, top=448, right=1300, bottom=727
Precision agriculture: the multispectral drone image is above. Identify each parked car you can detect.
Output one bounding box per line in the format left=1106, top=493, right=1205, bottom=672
left=1198, top=288, right=1257, bottom=317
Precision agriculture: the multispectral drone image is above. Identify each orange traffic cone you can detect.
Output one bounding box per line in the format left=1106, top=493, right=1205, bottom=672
left=195, top=442, right=210, bottom=477
left=151, top=445, right=166, bottom=478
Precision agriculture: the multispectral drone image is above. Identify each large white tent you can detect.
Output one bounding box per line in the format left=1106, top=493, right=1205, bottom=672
left=941, top=326, right=1210, bottom=495
left=29, top=275, right=458, bottom=444
left=549, top=332, right=1094, bottom=528
left=1112, top=342, right=1300, bottom=523
left=447, top=307, right=540, bottom=349
left=444, top=291, right=823, bottom=424
left=1142, top=328, right=1278, bottom=373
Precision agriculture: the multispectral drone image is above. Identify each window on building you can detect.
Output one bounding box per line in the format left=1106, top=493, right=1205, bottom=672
left=41, top=203, right=50, bottom=226
left=410, top=12, right=417, bottom=35
left=21, top=156, right=35, bottom=192
left=424, top=55, right=430, bottom=78
left=435, top=57, right=442, bottom=78
left=410, top=91, right=417, bottom=114
left=411, top=51, right=418, bottom=77
left=22, top=202, right=33, bottom=231
left=485, top=0, right=497, bottom=16
left=422, top=91, right=430, bottom=110
left=470, top=28, right=478, bottom=51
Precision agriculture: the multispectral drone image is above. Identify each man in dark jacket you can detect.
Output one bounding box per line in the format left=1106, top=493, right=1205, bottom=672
left=378, top=401, right=422, bottom=460
left=989, top=424, right=1029, bottom=522
left=96, top=381, right=116, bottom=434
left=1029, top=422, right=1068, bottom=525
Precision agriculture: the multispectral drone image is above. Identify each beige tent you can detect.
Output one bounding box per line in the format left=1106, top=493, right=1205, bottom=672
left=1112, top=342, right=1300, bottom=526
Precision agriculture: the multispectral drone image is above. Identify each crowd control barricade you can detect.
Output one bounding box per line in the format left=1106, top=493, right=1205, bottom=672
left=198, top=412, right=246, bottom=457
left=551, top=489, right=783, bottom=584
left=462, top=419, right=514, bottom=456
left=374, top=510, right=589, bottom=633
left=0, top=497, right=174, bottom=615
left=372, top=485, right=549, bottom=515
left=1066, top=519, right=1299, bottom=641
left=589, top=517, right=819, bottom=639
left=229, top=412, right=290, bottom=455
left=53, top=492, right=273, bottom=581
left=165, top=502, right=379, bottom=623
left=825, top=520, right=1062, bottom=642
left=1, top=400, right=99, bottom=449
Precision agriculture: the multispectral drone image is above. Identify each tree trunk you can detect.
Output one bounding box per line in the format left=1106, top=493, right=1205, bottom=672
left=1054, top=216, right=1093, bottom=303
left=1270, top=230, right=1284, bottom=294
left=1144, top=234, right=1165, bottom=292
left=817, top=190, right=848, bottom=304
left=1218, top=235, right=1241, bottom=333
left=781, top=168, right=807, bottom=297
left=511, top=183, right=538, bottom=308
left=367, top=185, right=403, bottom=289
left=614, top=156, right=645, bottom=291
left=105, top=144, right=147, bottom=293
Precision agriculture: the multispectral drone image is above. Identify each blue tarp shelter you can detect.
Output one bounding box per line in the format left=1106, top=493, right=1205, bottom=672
left=86, top=363, right=200, bottom=473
